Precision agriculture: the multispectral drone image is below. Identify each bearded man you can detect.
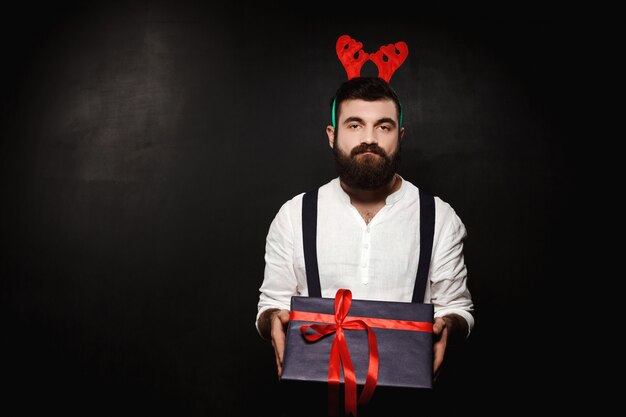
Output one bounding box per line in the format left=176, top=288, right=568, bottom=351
left=255, top=77, right=474, bottom=390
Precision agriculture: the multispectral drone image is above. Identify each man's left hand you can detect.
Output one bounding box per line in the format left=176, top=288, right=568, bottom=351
left=432, top=317, right=449, bottom=379
left=432, top=314, right=468, bottom=380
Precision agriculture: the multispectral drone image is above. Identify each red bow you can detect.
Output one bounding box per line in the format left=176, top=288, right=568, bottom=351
left=300, top=289, right=379, bottom=417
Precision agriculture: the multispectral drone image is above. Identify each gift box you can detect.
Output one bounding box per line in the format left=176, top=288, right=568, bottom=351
left=280, top=289, right=433, bottom=416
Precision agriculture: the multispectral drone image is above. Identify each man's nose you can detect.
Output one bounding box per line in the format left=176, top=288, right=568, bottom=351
left=362, top=127, right=378, bottom=144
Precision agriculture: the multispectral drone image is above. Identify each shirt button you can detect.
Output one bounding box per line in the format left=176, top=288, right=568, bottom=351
left=366, top=227, right=370, bottom=233
left=363, top=244, right=369, bottom=249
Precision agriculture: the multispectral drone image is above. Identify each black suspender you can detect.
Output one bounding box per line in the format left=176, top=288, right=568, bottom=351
left=302, top=189, right=322, bottom=298
left=301, top=187, right=435, bottom=302
left=412, top=189, right=435, bottom=303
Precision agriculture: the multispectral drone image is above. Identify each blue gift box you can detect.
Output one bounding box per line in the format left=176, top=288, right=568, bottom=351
left=281, top=291, right=434, bottom=390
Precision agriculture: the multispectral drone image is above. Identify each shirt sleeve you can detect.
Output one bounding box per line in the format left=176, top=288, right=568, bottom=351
left=429, top=201, right=475, bottom=336
left=255, top=199, right=299, bottom=335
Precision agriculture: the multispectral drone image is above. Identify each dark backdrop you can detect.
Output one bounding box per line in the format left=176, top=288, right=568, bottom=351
left=1, top=2, right=613, bottom=415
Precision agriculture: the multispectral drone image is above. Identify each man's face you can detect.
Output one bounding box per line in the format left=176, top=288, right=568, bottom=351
left=327, top=98, right=403, bottom=190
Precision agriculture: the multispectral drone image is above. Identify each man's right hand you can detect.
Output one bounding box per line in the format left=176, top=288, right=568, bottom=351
left=258, top=308, right=291, bottom=377
left=270, top=309, right=290, bottom=377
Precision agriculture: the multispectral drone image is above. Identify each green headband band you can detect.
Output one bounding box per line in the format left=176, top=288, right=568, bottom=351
left=331, top=98, right=403, bottom=129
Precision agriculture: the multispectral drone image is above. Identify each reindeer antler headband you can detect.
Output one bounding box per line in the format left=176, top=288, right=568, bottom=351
left=332, top=34, right=409, bottom=128
left=336, top=34, right=409, bottom=82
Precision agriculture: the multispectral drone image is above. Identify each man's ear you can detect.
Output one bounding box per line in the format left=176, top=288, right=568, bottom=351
left=399, top=127, right=405, bottom=142
left=326, top=126, right=335, bottom=149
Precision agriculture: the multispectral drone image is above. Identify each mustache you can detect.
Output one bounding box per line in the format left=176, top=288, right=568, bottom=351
left=350, top=143, right=386, bottom=158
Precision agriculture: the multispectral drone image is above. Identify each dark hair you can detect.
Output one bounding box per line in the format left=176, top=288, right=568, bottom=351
left=330, top=77, right=403, bottom=128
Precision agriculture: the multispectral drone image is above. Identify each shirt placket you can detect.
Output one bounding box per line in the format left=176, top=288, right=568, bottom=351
left=359, top=224, right=371, bottom=285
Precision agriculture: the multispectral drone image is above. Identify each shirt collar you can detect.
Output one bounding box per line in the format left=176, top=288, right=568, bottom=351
left=385, top=174, right=407, bottom=205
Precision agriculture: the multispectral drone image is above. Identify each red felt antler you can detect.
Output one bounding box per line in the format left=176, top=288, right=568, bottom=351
left=336, top=34, right=369, bottom=80
left=369, top=41, right=409, bottom=82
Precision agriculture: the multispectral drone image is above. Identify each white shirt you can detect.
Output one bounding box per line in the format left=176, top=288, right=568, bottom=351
left=256, top=176, right=474, bottom=335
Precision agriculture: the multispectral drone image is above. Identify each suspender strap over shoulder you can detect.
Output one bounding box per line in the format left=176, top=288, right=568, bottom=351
left=302, top=189, right=322, bottom=298
left=412, top=189, right=435, bottom=302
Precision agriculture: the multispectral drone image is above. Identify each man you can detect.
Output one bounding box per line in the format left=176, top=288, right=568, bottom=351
left=256, top=76, right=474, bottom=385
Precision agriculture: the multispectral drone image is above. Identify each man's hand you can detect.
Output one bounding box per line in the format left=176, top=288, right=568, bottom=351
left=258, top=308, right=290, bottom=377
left=432, top=314, right=468, bottom=380
left=432, top=317, right=449, bottom=379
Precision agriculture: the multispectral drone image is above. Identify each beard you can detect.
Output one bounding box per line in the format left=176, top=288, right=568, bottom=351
left=333, top=139, right=401, bottom=191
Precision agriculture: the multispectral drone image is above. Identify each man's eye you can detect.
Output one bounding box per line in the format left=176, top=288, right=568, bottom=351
left=348, top=124, right=360, bottom=129
left=378, top=125, right=391, bottom=131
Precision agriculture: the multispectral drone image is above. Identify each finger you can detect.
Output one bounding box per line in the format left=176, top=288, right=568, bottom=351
left=276, top=353, right=282, bottom=377
left=271, top=332, right=285, bottom=372
left=273, top=325, right=286, bottom=360
left=278, top=309, right=291, bottom=326
left=432, top=318, right=446, bottom=335
left=434, top=362, right=442, bottom=381
left=433, top=341, right=445, bottom=376
left=275, top=335, right=285, bottom=365
left=272, top=340, right=283, bottom=378
left=270, top=312, right=288, bottom=377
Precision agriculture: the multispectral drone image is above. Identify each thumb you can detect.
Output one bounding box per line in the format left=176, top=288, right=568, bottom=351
left=432, top=317, right=446, bottom=335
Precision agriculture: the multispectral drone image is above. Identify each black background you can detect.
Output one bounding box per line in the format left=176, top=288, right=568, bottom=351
left=1, top=2, right=616, bottom=415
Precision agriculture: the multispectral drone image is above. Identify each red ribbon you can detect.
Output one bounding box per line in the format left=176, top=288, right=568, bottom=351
left=291, top=289, right=433, bottom=417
